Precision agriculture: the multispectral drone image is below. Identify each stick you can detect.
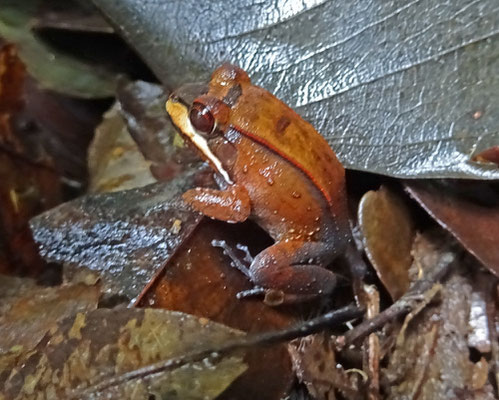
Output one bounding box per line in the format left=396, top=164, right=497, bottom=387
left=342, top=252, right=454, bottom=345
left=73, top=304, right=364, bottom=397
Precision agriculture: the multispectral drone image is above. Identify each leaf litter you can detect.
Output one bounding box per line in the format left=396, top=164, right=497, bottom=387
left=0, top=1, right=498, bottom=399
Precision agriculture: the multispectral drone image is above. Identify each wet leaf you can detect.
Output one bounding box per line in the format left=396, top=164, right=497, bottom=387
left=0, top=0, right=116, bottom=98
left=358, top=186, right=414, bottom=300
left=88, top=102, right=157, bottom=193
left=30, top=172, right=202, bottom=304
left=93, top=0, right=499, bottom=179
left=406, top=181, right=499, bottom=277
left=0, top=281, right=100, bottom=354
left=140, top=220, right=295, bottom=400
left=0, top=308, right=247, bottom=399
left=383, top=233, right=496, bottom=399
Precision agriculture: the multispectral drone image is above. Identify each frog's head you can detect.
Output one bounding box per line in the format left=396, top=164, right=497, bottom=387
left=166, top=64, right=250, bottom=184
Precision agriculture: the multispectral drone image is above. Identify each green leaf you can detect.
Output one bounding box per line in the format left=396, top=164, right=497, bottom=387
left=0, top=1, right=116, bottom=98
left=92, top=0, right=499, bottom=179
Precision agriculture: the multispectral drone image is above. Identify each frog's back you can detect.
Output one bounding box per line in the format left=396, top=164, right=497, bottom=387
left=230, top=85, right=348, bottom=234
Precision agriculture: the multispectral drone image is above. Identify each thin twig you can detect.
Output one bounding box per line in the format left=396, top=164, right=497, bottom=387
left=362, top=284, right=380, bottom=400
left=485, top=278, right=499, bottom=398
left=342, top=252, right=454, bottom=345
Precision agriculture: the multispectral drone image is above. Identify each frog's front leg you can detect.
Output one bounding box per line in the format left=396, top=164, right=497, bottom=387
left=183, top=184, right=251, bottom=223
left=248, top=241, right=337, bottom=305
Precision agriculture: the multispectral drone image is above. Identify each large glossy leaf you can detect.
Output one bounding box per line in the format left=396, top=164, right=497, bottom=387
left=92, top=0, right=499, bottom=179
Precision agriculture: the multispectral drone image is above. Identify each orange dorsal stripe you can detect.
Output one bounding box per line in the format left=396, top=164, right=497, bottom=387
left=231, top=125, right=333, bottom=207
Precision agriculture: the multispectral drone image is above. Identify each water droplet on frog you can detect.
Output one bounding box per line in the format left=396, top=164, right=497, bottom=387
left=292, top=191, right=301, bottom=199
left=281, top=217, right=286, bottom=222
left=243, top=165, right=248, bottom=173
left=289, top=228, right=296, bottom=234
left=273, top=210, right=278, bottom=215
left=308, top=231, right=315, bottom=237
left=315, top=216, right=320, bottom=222
left=267, top=178, right=274, bottom=186
left=307, top=206, right=312, bottom=211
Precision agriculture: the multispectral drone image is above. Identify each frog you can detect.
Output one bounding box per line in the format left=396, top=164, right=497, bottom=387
left=166, top=63, right=350, bottom=305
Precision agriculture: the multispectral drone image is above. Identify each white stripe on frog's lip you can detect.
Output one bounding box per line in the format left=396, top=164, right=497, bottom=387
left=166, top=99, right=234, bottom=185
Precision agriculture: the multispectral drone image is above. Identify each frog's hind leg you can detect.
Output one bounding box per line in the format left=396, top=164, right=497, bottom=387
left=211, top=239, right=269, bottom=299
left=249, top=241, right=337, bottom=305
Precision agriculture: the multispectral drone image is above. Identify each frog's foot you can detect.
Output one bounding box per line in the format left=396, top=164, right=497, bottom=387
left=235, top=243, right=254, bottom=264
left=236, top=286, right=267, bottom=299
left=237, top=287, right=323, bottom=306
left=211, top=239, right=253, bottom=277
left=212, top=240, right=273, bottom=301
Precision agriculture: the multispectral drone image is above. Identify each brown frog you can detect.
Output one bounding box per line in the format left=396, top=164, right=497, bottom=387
left=166, top=64, right=349, bottom=305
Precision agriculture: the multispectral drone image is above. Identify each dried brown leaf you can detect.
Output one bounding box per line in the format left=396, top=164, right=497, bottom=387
left=472, top=146, right=499, bottom=166
left=0, top=43, right=61, bottom=275
left=140, top=220, right=295, bottom=400
left=288, top=334, right=359, bottom=400
left=0, top=282, right=100, bottom=355
left=406, top=181, right=499, bottom=277
left=117, top=80, right=200, bottom=181
left=88, top=102, right=156, bottom=193
left=383, top=233, right=495, bottom=400
left=358, top=186, right=414, bottom=299
left=1, top=308, right=246, bottom=399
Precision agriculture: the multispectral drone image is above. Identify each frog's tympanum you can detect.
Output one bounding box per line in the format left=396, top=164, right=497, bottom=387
left=166, top=64, right=349, bottom=305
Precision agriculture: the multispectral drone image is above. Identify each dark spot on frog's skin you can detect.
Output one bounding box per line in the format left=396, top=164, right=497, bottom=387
left=214, top=140, right=238, bottom=168
left=276, top=116, right=291, bottom=135
left=317, top=361, right=325, bottom=373
left=223, top=84, right=242, bottom=107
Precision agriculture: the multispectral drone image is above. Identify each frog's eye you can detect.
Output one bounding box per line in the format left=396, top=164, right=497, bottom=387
left=189, top=102, right=215, bottom=135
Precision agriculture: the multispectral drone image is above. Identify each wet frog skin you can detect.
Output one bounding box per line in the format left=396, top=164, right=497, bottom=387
left=166, top=64, right=349, bottom=304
